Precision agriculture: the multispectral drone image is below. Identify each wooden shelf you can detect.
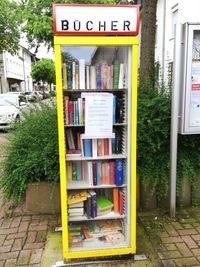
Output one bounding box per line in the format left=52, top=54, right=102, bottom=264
left=68, top=211, right=125, bottom=222
left=64, top=123, right=127, bottom=127
left=67, top=181, right=126, bottom=190
left=63, top=88, right=127, bottom=93
left=66, top=154, right=127, bottom=161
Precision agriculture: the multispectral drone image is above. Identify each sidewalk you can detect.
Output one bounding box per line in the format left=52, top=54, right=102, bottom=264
left=1, top=207, right=200, bottom=266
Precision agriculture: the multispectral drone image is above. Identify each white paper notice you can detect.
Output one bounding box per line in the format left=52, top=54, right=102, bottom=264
left=82, top=93, right=114, bottom=138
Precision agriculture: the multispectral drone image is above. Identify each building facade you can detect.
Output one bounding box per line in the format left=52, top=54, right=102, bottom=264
left=0, top=46, right=33, bottom=94
left=155, top=0, right=200, bottom=85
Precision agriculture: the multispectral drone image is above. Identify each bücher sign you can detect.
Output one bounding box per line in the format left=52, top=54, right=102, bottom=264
left=53, top=4, right=140, bottom=36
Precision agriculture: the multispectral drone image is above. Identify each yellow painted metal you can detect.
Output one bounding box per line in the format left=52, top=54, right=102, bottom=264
left=54, top=45, right=69, bottom=258
left=54, top=35, right=138, bottom=260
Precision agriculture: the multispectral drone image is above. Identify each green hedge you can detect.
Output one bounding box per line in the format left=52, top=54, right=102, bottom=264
left=1, top=101, right=59, bottom=202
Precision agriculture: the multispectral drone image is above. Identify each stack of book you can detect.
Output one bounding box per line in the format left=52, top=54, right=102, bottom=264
left=96, top=195, right=113, bottom=216
left=68, top=224, right=83, bottom=248
left=67, top=190, right=88, bottom=220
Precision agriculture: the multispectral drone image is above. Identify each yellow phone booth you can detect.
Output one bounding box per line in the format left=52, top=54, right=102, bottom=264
left=53, top=3, right=140, bottom=262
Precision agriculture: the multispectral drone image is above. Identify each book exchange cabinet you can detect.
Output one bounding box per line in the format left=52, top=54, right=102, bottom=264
left=53, top=4, right=139, bottom=261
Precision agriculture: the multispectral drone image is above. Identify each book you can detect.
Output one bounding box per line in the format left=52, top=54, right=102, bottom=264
left=97, top=139, right=103, bottom=156
left=66, top=149, right=81, bottom=157
left=90, top=65, right=96, bottom=89
left=113, top=188, right=119, bottom=213
left=96, top=195, right=113, bottom=212
left=95, top=219, right=122, bottom=233
left=92, top=161, right=97, bottom=186
left=68, top=201, right=84, bottom=208
left=68, top=207, right=84, bottom=215
left=67, top=63, right=72, bottom=89
left=103, top=138, right=109, bottom=156
left=66, top=129, right=75, bottom=150
left=83, top=139, right=92, bottom=157
left=75, top=63, right=79, bottom=89
left=110, top=161, right=115, bottom=185
left=118, top=63, right=125, bottom=89
left=96, top=161, right=102, bottom=185
left=79, top=59, right=85, bottom=90
left=67, top=190, right=87, bottom=205
left=63, top=96, right=69, bottom=125
left=87, top=161, right=93, bottom=186
left=113, top=95, right=116, bottom=124
left=76, top=161, right=82, bottom=181
left=88, top=190, right=97, bottom=218
left=115, top=160, right=123, bottom=186
left=66, top=162, right=72, bottom=181
left=72, top=61, right=76, bottom=90
left=92, top=139, right=97, bottom=157
left=86, top=65, right=90, bottom=90
left=62, top=63, right=67, bottom=90
left=68, top=101, right=74, bottom=125
left=103, top=231, right=124, bottom=244
left=119, top=190, right=124, bottom=215
left=96, top=64, right=101, bottom=89
left=113, top=60, right=119, bottom=90
left=102, top=162, right=107, bottom=185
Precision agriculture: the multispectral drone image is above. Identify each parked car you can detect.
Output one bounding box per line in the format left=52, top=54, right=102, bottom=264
left=0, top=93, right=28, bottom=130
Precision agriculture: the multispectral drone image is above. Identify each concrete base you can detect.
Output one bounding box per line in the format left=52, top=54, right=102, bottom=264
left=26, top=182, right=61, bottom=214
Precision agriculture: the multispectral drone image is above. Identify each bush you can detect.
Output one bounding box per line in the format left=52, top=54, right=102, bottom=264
left=137, top=88, right=171, bottom=199
left=137, top=84, right=200, bottom=205
left=1, top=101, right=59, bottom=202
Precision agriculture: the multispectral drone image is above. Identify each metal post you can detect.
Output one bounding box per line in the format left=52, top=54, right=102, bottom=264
left=170, top=24, right=183, bottom=217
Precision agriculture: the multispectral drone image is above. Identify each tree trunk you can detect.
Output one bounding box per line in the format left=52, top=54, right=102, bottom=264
left=139, top=0, right=158, bottom=89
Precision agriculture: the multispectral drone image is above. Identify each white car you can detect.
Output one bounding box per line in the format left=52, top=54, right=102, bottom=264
left=0, top=93, right=28, bottom=130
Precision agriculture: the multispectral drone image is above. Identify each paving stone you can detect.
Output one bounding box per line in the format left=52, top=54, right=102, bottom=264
left=181, top=235, right=198, bottom=249
left=0, top=251, right=19, bottom=261
left=28, top=224, right=48, bottom=231
left=29, top=248, right=43, bottom=264
left=0, top=228, right=18, bottom=236
left=164, top=225, right=179, bottom=237
left=18, top=221, right=29, bottom=232
left=0, top=235, right=6, bottom=246
left=0, top=246, right=11, bottom=254
left=176, top=242, right=193, bottom=257
left=191, top=234, right=200, bottom=241
left=183, top=224, right=193, bottom=229
left=3, top=239, right=14, bottom=247
left=158, top=250, right=182, bottom=259
left=191, top=248, right=200, bottom=256
left=161, top=259, right=176, bottom=267
left=158, top=232, right=169, bottom=238
left=0, top=219, right=12, bottom=229
left=161, top=237, right=183, bottom=244
left=36, top=231, right=47, bottom=242
left=26, top=231, right=37, bottom=243
left=174, top=257, right=199, bottom=266
left=23, top=242, right=45, bottom=250
left=17, top=250, right=31, bottom=265
left=178, top=229, right=197, bottom=236
left=4, top=259, right=17, bottom=267
left=6, top=232, right=26, bottom=240
left=171, top=222, right=183, bottom=230
left=12, top=238, right=23, bottom=251
left=22, top=216, right=32, bottom=222
left=10, top=217, right=22, bottom=228
left=165, top=244, right=177, bottom=251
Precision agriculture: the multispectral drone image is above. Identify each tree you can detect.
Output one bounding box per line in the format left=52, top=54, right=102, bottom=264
left=0, top=0, right=22, bottom=54
left=19, top=0, right=120, bottom=52
left=32, top=58, right=55, bottom=86
left=139, top=0, right=158, bottom=89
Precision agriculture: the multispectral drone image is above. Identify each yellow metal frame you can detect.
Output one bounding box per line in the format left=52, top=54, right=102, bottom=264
left=54, top=35, right=138, bottom=261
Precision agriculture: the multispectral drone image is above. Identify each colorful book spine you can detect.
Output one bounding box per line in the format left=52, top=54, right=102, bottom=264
left=119, top=190, right=124, bottom=215
left=96, top=161, right=102, bottom=185
left=68, top=101, right=73, bottom=125
left=67, top=63, right=72, bottom=89
left=115, top=159, right=123, bottom=186
left=103, top=139, right=109, bottom=156
left=113, top=95, right=116, bottom=124
left=63, top=96, right=69, bottom=125
left=92, top=161, right=97, bottom=186
left=62, top=63, right=67, bottom=90
left=76, top=161, right=82, bottom=181
left=110, top=161, right=115, bottom=185
left=75, top=63, right=79, bottom=89
left=72, top=61, right=76, bottom=90
left=113, top=60, right=119, bottom=90
left=83, top=139, right=92, bottom=157
left=113, top=188, right=119, bottom=213
left=96, top=64, right=101, bottom=89
left=79, top=59, right=85, bottom=90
